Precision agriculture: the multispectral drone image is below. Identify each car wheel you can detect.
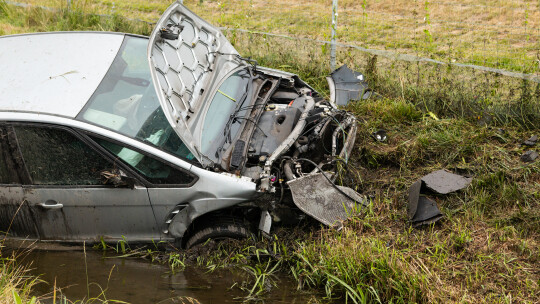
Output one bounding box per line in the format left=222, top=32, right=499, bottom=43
left=185, top=217, right=252, bottom=249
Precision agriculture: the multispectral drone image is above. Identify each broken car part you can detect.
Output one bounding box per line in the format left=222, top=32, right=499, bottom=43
left=371, top=129, right=387, bottom=142
left=521, top=150, right=538, bottom=163
left=288, top=173, right=367, bottom=229
left=421, top=170, right=473, bottom=195
left=0, top=2, right=372, bottom=245
left=326, top=64, right=372, bottom=106
left=522, top=135, right=537, bottom=146
left=408, top=170, right=472, bottom=227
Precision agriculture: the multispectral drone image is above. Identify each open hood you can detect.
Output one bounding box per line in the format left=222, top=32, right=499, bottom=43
left=148, top=1, right=240, bottom=163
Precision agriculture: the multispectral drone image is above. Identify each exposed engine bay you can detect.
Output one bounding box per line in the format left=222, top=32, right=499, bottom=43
left=213, top=65, right=368, bottom=229
left=146, top=2, right=373, bottom=234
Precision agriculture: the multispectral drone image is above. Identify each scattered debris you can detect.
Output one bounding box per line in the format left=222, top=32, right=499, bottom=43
left=408, top=170, right=472, bottom=227
left=522, top=135, right=538, bottom=146
left=421, top=170, right=473, bottom=194
left=288, top=173, right=368, bottom=229
left=408, top=180, right=443, bottom=227
left=520, top=150, right=538, bottom=163
left=100, top=169, right=136, bottom=188
left=326, top=64, right=371, bottom=106
left=371, top=129, right=388, bottom=142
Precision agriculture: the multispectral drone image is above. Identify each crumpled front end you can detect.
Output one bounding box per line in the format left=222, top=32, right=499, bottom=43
left=229, top=66, right=370, bottom=228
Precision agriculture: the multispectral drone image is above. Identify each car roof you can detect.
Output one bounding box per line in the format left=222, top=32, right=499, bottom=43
left=0, top=32, right=128, bottom=118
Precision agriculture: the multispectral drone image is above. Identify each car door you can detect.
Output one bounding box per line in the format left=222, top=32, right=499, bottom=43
left=89, top=136, right=198, bottom=241
left=0, top=125, right=38, bottom=239
left=10, top=123, right=159, bottom=242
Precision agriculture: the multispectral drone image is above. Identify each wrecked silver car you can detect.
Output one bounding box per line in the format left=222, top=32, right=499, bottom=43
left=0, top=2, right=368, bottom=247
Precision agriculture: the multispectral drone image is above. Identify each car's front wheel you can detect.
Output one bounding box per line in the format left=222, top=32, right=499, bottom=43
left=185, top=217, right=252, bottom=249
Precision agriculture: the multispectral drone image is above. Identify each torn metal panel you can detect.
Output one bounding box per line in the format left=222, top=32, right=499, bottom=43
left=288, top=173, right=367, bottom=228
left=326, top=64, right=371, bottom=106
left=421, top=170, right=472, bottom=194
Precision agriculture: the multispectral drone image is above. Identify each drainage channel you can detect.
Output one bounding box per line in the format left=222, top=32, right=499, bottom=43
left=14, top=249, right=312, bottom=304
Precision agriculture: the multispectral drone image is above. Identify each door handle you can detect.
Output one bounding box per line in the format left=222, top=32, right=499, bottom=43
left=38, top=200, right=63, bottom=210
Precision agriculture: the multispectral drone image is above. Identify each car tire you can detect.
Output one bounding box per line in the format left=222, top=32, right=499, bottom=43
left=185, top=217, right=252, bottom=249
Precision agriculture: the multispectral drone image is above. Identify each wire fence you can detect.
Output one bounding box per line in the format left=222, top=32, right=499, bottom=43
left=189, top=0, right=540, bottom=76
left=5, top=0, right=539, bottom=78
left=2, top=0, right=540, bottom=126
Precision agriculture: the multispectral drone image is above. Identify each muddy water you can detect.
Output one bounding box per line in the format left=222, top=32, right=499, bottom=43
left=18, top=249, right=313, bottom=304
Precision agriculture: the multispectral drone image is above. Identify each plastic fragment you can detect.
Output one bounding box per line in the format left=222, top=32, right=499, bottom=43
left=521, top=150, right=538, bottom=163
left=421, top=170, right=473, bottom=194
left=523, top=135, right=538, bottom=146
left=408, top=170, right=472, bottom=228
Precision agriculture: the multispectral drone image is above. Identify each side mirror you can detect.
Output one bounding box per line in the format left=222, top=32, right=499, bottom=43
left=100, top=169, right=137, bottom=189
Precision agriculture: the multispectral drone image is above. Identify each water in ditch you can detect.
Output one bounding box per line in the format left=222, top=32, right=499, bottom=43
left=15, top=247, right=314, bottom=304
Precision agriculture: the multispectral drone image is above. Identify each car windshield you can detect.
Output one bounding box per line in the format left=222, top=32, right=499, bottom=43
left=77, top=36, right=195, bottom=162
left=201, top=68, right=252, bottom=160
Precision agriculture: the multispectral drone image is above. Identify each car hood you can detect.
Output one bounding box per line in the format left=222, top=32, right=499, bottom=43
left=148, top=1, right=240, bottom=164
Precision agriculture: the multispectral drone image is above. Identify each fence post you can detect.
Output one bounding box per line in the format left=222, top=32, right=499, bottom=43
left=330, top=0, right=338, bottom=71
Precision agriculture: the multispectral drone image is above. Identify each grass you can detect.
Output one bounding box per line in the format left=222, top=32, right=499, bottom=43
left=5, top=0, right=540, bottom=73
left=1, top=0, right=539, bottom=128
left=0, top=0, right=153, bottom=36
left=0, top=235, right=41, bottom=304
left=185, top=100, right=539, bottom=303
left=0, top=250, right=40, bottom=304
left=0, top=1, right=539, bottom=303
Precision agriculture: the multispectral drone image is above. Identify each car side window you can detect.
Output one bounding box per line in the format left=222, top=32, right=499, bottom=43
left=0, top=127, right=12, bottom=184
left=0, top=151, right=9, bottom=184
left=14, top=126, right=112, bottom=185
left=92, top=137, right=195, bottom=186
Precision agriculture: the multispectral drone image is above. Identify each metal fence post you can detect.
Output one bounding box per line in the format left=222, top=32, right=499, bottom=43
left=330, top=0, right=338, bottom=71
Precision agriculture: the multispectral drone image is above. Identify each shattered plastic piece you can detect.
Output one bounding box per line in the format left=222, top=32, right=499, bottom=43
left=407, top=180, right=423, bottom=220
left=408, top=170, right=472, bottom=227
left=371, top=129, right=387, bottom=142
left=523, top=135, right=538, bottom=146
left=327, top=64, right=371, bottom=106
left=521, top=150, right=538, bottom=163
left=421, top=170, right=472, bottom=194
left=408, top=180, right=444, bottom=227
left=410, top=197, right=444, bottom=227
left=288, top=173, right=368, bottom=228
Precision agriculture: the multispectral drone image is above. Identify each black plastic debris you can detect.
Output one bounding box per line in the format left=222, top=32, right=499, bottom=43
left=408, top=180, right=443, bottom=227
left=408, top=170, right=472, bottom=227
left=371, top=129, right=387, bottom=142
left=523, top=135, right=538, bottom=146
left=160, top=28, right=179, bottom=40
left=327, top=64, right=371, bottom=106
left=521, top=150, right=539, bottom=163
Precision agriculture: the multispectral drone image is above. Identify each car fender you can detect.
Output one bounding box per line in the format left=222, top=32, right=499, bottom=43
left=166, top=171, right=256, bottom=238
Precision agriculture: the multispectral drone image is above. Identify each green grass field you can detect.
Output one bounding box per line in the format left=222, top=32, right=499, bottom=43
left=3, top=0, right=540, bottom=73
left=0, top=1, right=539, bottom=303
